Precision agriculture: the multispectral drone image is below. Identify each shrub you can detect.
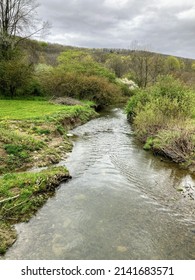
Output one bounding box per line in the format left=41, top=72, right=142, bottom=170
left=24, top=79, right=45, bottom=96
left=126, top=75, right=195, bottom=164
left=126, top=88, right=151, bottom=120
left=57, top=50, right=116, bottom=81
left=126, top=75, right=195, bottom=126
left=133, top=102, right=165, bottom=141
left=0, top=57, right=33, bottom=97
left=38, top=71, right=123, bottom=108
left=75, top=75, right=122, bottom=107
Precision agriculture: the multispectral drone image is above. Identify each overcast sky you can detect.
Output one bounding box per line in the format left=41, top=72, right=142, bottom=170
left=38, top=0, right=195, bottom=59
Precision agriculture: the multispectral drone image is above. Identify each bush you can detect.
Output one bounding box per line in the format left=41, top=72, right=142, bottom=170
left=126, top=75, right=195, bottom=164
left=75, top=75, right=122, bottom=107
left=126, top=75, right=195, bottom=128
left=38, top=71, right=123, bottom=108
left=24, top=79, right=45, bottom=96
left=0, top=57, right=33, bottom=97
left=57, top=50, right=116, bottom=81
left=126, top=87, right=151, bottom=120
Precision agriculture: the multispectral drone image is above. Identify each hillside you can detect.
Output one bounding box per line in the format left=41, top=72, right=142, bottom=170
left=19, top=39, right=195, bottom=89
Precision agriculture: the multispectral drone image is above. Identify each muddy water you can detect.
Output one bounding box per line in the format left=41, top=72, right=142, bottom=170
left=4, top=109, right=195, bottom=259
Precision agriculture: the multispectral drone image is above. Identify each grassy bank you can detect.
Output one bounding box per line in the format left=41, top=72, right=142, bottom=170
left=0, top=100, right=97, bottom=174
left=126, top=75, right=195, bottom=169
left=0, top=166, right=70, bottom=254
left=0, top=99, right=97, bottom=254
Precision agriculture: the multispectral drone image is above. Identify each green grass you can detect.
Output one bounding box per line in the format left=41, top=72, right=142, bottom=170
left=0, top=100, right=80, bottom=120
left=0, top=166, right=70, bottom=254
left=0, top=166, right=70, bottom=221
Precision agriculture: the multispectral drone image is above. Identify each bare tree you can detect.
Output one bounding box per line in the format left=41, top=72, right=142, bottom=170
left=0, top=0, right=49, bottom=58
left=129, top=42, right=165, bottom=87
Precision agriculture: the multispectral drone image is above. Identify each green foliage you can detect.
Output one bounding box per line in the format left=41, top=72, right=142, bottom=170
left=126, top=75, right=195, bottom=140
left=0, top=55, right=33, bottom=97
left=126, top=75, right=195, bottom=164
left=35, top=63, right=54, bottom=74
left=33, top=58, right=123, bottom=108
left=37, top=71, right=123, bottom=108
left=127, top=75, right=194, bottom=119
left=126, top=88, right=151, bottom=120
left=4, top=144, right=29, bottom=157
left=118, top=82, right=132, bottom=96
left=57, top=50, right=116, bottom=81
left=2, top=37, right=195, bottom=98
left=24, top=79, right=46, bottom=97
left=0, top=166, right=70, bottom=254
left=143, top=137, right=154, bottom=150
left=191, top=62, right=195, bottom=71
left=0, top=124, right=45, bottom=172
left=56, top=125, right=65, bottom=135
left=0, top=126, right=44, bottom=150
left=38, top=42, right=49, bottom=48
left=105, top=54, right=129, bottom=78
left=165, top=56, right=181, bottom=71
left=71, top=75, right=122, bottom=107
left=32, top=126, right=51, bottom=135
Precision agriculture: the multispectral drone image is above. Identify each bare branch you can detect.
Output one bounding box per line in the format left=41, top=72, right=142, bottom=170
left=0, top=0, right=50, bottom=57
left=0, top=195, right=20, bottom=204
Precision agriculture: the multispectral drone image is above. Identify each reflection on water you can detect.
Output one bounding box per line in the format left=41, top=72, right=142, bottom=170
left=4, top=109, right=195, bottom=260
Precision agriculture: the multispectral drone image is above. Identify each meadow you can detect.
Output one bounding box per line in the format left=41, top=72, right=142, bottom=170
left=0, top=100, right=83, bottom=120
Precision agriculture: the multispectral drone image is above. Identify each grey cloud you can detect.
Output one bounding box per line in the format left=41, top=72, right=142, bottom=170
left=37, top=0, right=195, bottom=58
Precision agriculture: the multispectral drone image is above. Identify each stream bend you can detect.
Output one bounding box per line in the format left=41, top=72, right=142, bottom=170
left=5, top=108, right=195, bottom=260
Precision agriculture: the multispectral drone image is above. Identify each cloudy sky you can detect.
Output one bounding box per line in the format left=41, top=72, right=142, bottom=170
left=38, top=0, right=195, bottom=59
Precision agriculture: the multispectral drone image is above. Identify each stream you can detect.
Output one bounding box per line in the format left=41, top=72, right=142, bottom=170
left=4, top=108, right=195, bottom=259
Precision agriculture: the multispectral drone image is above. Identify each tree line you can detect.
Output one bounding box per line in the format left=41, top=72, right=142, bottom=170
left=1, top=0, right=195, bottom=102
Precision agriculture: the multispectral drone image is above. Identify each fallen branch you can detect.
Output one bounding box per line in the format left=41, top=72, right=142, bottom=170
left=2, top=200, right=26, bottom=213
left=0, top=195, right=20, bottom=205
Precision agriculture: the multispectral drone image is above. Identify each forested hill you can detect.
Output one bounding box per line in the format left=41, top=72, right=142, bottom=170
left=21, top=39, right=195, bottom=66
left=1, top=36, right=195, bottom=104
left=21, top=39, right=195, bottom=88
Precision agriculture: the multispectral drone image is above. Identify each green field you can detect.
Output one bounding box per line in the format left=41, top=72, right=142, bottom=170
left=0, top=100, right=96, bottom=175
left=0, top=100, right=76, bottom=120
left=0, top=99, right=97, bottom=254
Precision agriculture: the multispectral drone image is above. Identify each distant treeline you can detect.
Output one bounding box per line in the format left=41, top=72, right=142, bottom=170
left=1, top=37, right=195, bottom=108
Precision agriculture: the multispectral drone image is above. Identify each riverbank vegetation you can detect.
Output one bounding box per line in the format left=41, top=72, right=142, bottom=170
left=0, top=166, right=70, bottom=254
left=126, top=75, right=195, bottom=168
